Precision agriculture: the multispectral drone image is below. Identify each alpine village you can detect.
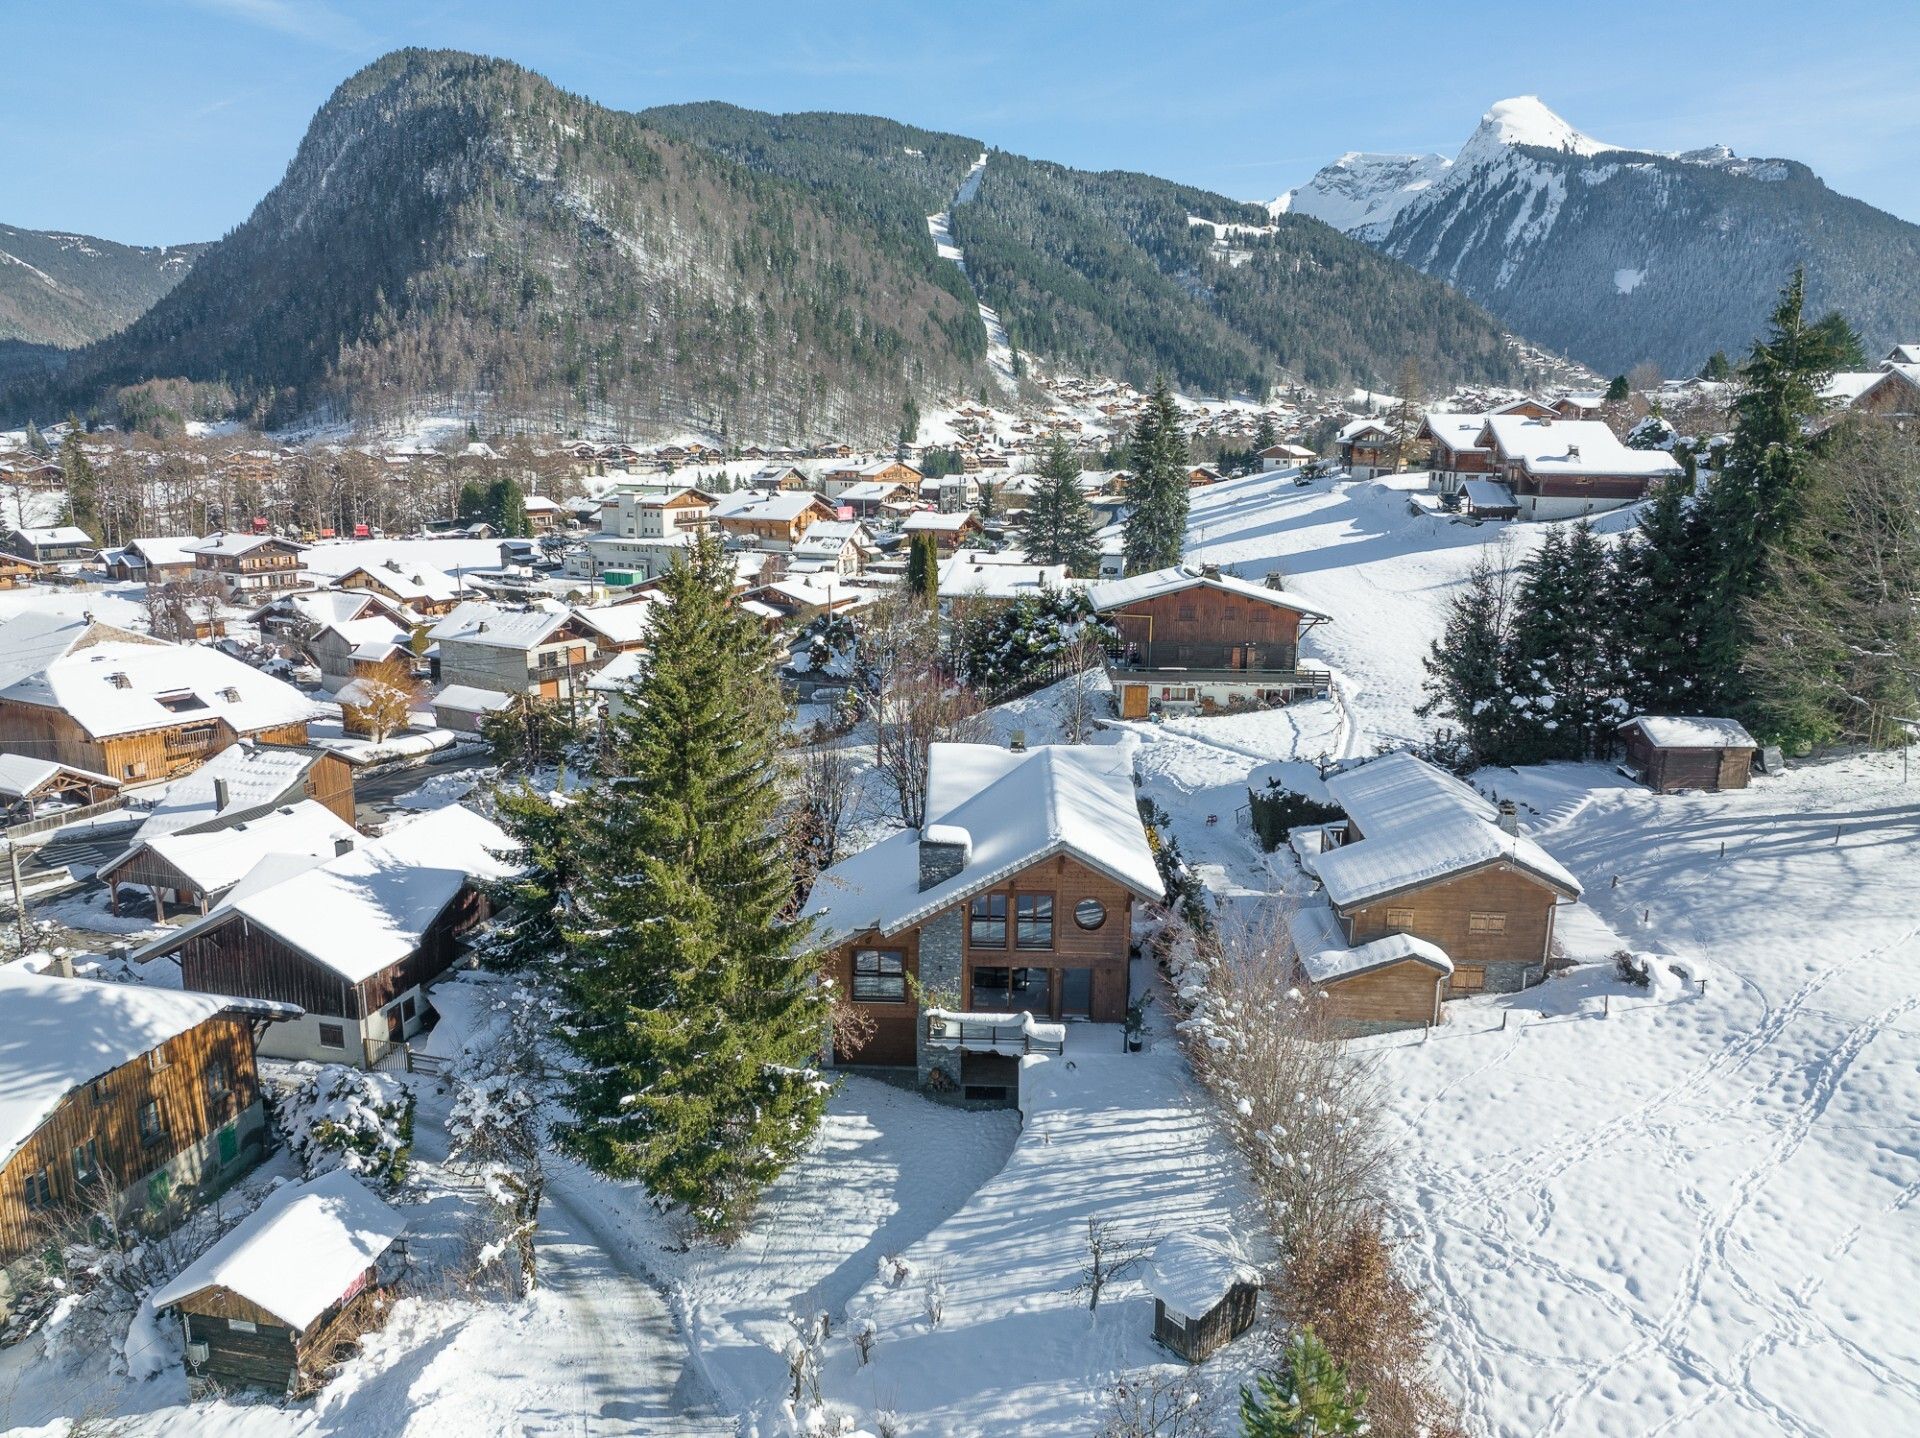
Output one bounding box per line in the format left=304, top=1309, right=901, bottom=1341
left=1, top=17, right=1918, bottom=1438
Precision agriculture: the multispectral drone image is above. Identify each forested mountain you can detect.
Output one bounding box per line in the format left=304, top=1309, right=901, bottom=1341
left=645, top=104, right=1530, bottom=395
left=0, top=223, right=206, bottom=348
left=7, top=51, right=1545, bottom=436
left=8, top=51, right=987, bottom=440
left=1279, top=97, right=1920, bottom=377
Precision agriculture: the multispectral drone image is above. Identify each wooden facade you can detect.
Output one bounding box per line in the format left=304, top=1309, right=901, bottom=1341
left=0, top=702, right=311, bottom=784
left=1341, top=862, right=1563, bottom=993
left=1622, top=729, right=1755, bottom=794
left=1312, top=958, right=1447, bottom=1028
left=179, top=1278, right=391, bottom=1393
left=195, top=537, right=305, bottom=595
left=1153, top=1284, right=1258, bottom=1363
left=0, top=1014, right=263, bottom=1261
left=826, top=853, right=1135, bottom=1067
left=1101, top=585, right=1308, bottom=673
left=716, top=496, right=837, bottom=548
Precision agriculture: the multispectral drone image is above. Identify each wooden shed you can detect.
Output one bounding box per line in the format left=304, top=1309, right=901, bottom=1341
left=1292, top=913, right=1453, bottom=1030
left=1144, top=1228, right=1260, bottom=1363
left=1618, top=716, right=1759, bottom=794
left=153, top=1169, right=407, bottom=1393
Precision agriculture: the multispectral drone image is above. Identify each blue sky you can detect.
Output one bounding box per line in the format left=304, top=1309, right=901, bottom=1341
left=5, top=0, right=1916, bottom=245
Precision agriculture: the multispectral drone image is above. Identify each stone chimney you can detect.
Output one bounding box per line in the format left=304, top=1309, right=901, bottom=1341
left=918, top=823, right=971, bottom=892
left=213, top=777, right=230, bottom=811
left=1497, top=799, right=1519, bottom=836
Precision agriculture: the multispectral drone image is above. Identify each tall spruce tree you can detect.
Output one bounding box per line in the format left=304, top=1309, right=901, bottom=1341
left=481, top=782, right=583, bottom=972
left=59, top=429, right=101, bottom=541
left=1502, top=523, right=1623, bottom=762
left=1700, top=270, right=1855, bottom=712
left=1417, top=550, right=1515, bottom=767
left=905, top=531, right=940, bottom=605
left=556, top=539, right=828, bottom=1234
left=1019, top=435, right=1101, bottom=575
left=1122, top=379, right=1190, bottom=573
left=1621, top=478, right=1713, bottom=713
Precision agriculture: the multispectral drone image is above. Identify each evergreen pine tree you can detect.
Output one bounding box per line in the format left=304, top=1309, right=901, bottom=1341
left=1698, top=350, right=1733, bottom=382
left=1240, top=1329, right=1368, bottom=1437
left=1417, top=551, right=1514, bottom=766
left=457, top=480, right=487, bottom=523
left=976, top=479, right=1000, bottom=532
left=1122, top=379, right=1190, bottom=574
left=906, top=531, right=940, bottom=605
left=1605, top=375, right=1630, bottom=403
left=24, top=420, right=48, bottom=458
left=556, top=539, right=829, bottom=1233
left=1018, top=435, right=1101, bottom=575
left=1700, top=270, right=1856, bottom=712
left=1621, top=479, right=1713, bottom=712
left=1254, top=413, right=1278, bottom=453
left=481, top=781, right=583, bottom=971
left=1504, top=523, right=1622, bottom=761
left=59, top=429, right=101, bottom=541
left=486, top=476, right=530, bottom=536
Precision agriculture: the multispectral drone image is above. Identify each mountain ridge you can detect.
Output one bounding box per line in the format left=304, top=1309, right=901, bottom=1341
left=1275, top=97, right=1920, bottom=374
left=0, top=223, right=208, bottom=349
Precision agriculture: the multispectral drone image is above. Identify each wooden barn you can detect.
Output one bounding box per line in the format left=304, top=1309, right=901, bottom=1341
left=0, top=965, right=290, bottom=1267
left=1618, top=716, right=1759, bottom=794
left=137, top=804, right=517, bottom=1067
left=800, top=741, right=1163, bottom=1100
left=153, top=1169, right=407, bottom=1394
left=0, top=754, right=120, bottom=823
left=1144, top=1229, right=1261, bottom=1363
left=98, top=799, right=359, bottom=920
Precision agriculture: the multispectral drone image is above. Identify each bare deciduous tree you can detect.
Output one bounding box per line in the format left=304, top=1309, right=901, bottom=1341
left=1067, top=1215, right=1151, bottom=1312
left=1098, top=1367, right=1220, bottom=1438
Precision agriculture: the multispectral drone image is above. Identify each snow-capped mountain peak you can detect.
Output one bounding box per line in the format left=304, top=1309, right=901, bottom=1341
left=1459, top=96, right=1617, bottom=163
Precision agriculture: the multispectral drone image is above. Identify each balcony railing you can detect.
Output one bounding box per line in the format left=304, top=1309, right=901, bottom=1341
left=924, top=1008, right=1066, bottom=1056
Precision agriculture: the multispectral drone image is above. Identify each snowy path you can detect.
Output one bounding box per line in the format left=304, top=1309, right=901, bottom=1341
left=926, top=152, right=1018, bottom=396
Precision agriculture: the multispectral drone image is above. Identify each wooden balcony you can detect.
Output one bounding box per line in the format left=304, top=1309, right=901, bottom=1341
left=924, top=1008, right=1065, bottom=1057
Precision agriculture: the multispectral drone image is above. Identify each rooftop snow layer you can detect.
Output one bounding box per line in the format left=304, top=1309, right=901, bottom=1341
left=1478, top=415, right=1682, bottom=479
left=152, top=1169, right=407, bottom=1331
left=1086, top=563, right=1334, bottom=621
left=1143, top=1226, right=1260, bottom=1319
left=138, top=800, right=359, bottom=895
left=1302, top=930, right=1454, bottom=984
left=0, top=966, right=274, bottom=1165
left=428, top=600, right=573, bottom=651
left=1315, top=751, right=1581, bottom=907
left=1621, top=715, right=1758, bottom=749
left=800, top=739, right=1162, bottom=947
left=122, top=743, right=321, bottom=845
left=0, top=752, right=117, bottom=799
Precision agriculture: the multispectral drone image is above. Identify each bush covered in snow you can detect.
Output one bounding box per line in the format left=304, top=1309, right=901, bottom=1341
left=270, top=1063, right=415, bottom=1189
left=951, top=584, right=1115, bottom=693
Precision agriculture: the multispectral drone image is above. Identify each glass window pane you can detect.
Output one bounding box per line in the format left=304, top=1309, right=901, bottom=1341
left=1016, top=895, right=1054, bottom=950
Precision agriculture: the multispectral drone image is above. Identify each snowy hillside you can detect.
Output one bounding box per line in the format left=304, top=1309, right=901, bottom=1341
left=1275, top=96, right=1920, bottom=374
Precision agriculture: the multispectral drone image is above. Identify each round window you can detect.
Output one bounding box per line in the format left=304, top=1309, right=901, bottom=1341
left=1074, top=898, right=1107, bottom=930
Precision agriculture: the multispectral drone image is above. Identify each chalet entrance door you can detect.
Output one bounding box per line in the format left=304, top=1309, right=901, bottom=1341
left=1058, top=967, right=1093, bottom=1020
left=1229, top=646, right=1250, bottom=671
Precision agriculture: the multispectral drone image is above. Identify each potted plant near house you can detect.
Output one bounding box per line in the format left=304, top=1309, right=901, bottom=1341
left=1125, top=994, right=1151, bottom=1053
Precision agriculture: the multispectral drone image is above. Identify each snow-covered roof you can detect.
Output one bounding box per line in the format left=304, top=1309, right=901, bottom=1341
left=1889, top=344, right=1920, bottom=365
left=587, top=648, right=647, bottom=692
left=1463, top=478, right=1517, bottom=510
left=1478, top=416, right=1682, bottom=479
left=139, top=804, right=518, bottom=983
left=571, top=601, right=659, bottom=648
left=1086, top=564, right=1334, bottom=622
left=251, top=589, right=405, bottom=630
left=1337, top=419, right=1390, bottom=442
left=1314, top=751, right=1581, bottom=908
left=428, top=600, right=575, bottom=650
left=192, top=531, right=302, bottom=557
left=792, top=520, right=872, bottom=554
left=122, top=743, right=322, bottom=846
left=1143, top=1227, right=1259, bottom=1319
left=938, top=552, right=1073, bottom=599
left=152, top=1169, right=407, bottom=1332
left=901, top=510, right=978, bottom=534
left=124, top=536, right=205, bottom=567
left=0, top=620, right=321, bottom=741
left=317, top=617, right=410, bottom=663
left=136, top=800, right=358, bottom=896
left=1302, top=929, right=1454, bottom=984
left=0, top=752, right=118, bottom=800
left=432, top=683, right=515, bottom=715
left=12, top=525, right=95, bottom=547
left=800, top=739, right=1162, bottom=947
left=711, top=491, right=831, bottom=522
left=340, top=561, right=462, bottom=604
left=0, top=966, right=281, bottom=1167
left=836, top=480, right=914, bottom=502
left=1419, top=411, right=1493, bottom=452
left=1619, top=715, right=1758, bottom=750
left=521, top=495, right=562, bottom=512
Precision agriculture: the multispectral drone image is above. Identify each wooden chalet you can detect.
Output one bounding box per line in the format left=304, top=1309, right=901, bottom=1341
left=711, top=491, right=838, bottom=550
left=1475, top=414, right=1682, bottom=519
left=0, top=553, right=37, bottom=589
left=336, top=560, right=464, bottom=616
left=101, top=536, right=203, bottom=584
left=821, top=459, right=922, bottom=499
left=899, top=509, right=983, bottom=553
left=0, top=616, right=319, bottom=783
left=1335, top=420, right=1394, bottom=479
left=800, top=741, right=1164, bottom=1101
left=3, top=525, right=95, bottom=564
left=1292, top=752, right=1582, bottom=1014
left=192, top=533, right=306, bottom=599
left=427, top=601, right=598, bottom=701
left=520, top=494, right=563, bottom=534
left=750, top=464, right=814, bottom=492
left=1087, top=564, right=1333, bottom=718
left=1618, top=716, right=1758, bottom=794
left=1417, top=399, right=1554, bottom=494
left=154, top=1169, right=407, bottom=1394
left=1185, top=465, right=1223, bottom=487
left=138, top=805, right=516, bottom=1067
left=0, top=965, right=288, bottom=1267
